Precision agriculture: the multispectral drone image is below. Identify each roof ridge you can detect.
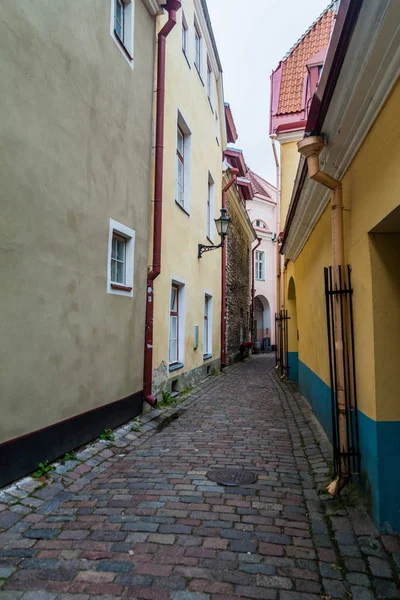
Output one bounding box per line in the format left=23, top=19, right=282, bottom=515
left=280, top=0, right=338, bottom=63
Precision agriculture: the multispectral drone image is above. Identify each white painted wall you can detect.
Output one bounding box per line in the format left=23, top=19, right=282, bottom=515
left=248, top=196, right=277, bottom=345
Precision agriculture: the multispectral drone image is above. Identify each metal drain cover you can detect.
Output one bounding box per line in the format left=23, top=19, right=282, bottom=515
left=207, top=469, right=258, bottom=487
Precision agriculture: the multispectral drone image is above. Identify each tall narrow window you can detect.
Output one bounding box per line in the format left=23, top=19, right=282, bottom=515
left=175, top=127, right=185, bottom=207
left=207, top=58, right=213, bottom=105
left=111, top=233, right=126, bottom=285
left=108, top=219, right=135, bottom=296
left=215, top=111, right=219, bottom=145
left=182, top=12, right=188, bottom=57
left=203, top=294, right=212, bottom=357
left=194, top=22, right=202, bottom=74
left=255, top=250, right=265, bottom=281
left=206, top=172, right=215, bottom=241
left=111, top=0, right=134, bottom=63
left=203, top=296, right=209, bottom=355
left=169, top=285, right=179, bottom=364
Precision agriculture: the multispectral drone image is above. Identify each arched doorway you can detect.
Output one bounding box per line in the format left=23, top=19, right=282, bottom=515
left=255, top=295, right=272, bottom=349
left=287, top=277, right=298, bottom=380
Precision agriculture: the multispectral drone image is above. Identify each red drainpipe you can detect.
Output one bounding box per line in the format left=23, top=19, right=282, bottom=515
left=221, top=168, right=239, bottom=368
left=251, top=238, right=262, bottom=343
left=143, top=0, right=182, bottom=407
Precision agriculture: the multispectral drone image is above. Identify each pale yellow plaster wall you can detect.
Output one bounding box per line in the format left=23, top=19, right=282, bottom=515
left=151, top=1, right=223, bottom=384
left=0, top=0, right=155, bottom=443
left=280, top=141, right=301, bottom=228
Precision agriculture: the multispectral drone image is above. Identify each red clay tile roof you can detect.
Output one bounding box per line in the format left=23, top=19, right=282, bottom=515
left=224, top=103, right=238, bottom=144
left=277, top=4, right=336, bottom=115
left=247, top=170, right=276, bottom=203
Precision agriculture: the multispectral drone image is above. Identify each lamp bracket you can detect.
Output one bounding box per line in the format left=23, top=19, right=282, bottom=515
left=198, top=240, right=224, bottom=259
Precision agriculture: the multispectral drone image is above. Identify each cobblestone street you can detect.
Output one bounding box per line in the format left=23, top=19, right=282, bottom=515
left=1, top=355, right=399, bottom=600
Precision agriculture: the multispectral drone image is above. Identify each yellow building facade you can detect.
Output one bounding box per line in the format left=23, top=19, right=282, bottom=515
left=274, top=0, right=400, bottom=531
left=150, top=0, right=227, bottom=398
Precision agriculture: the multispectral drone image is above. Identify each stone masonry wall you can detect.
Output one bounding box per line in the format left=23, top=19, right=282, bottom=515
left=226, top=196, right=252, bottom=364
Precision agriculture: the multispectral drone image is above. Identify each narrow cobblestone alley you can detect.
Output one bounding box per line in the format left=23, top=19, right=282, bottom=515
left=1, top=356, right=399, bottom=600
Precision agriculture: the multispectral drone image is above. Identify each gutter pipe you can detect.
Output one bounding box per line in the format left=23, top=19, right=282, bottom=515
left=251, top=238, right=262, bottom=343
left=297, top=135, right=349, bottom=495
left=143, top=0, right=182, bottom=407
left=221, top=168, right=239, bottom=368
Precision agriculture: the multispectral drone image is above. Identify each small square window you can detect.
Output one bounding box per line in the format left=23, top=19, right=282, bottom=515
left=107, top=219, right=135, bottom=296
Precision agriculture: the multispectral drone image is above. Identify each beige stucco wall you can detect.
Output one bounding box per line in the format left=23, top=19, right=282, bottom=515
left=0, top=0, right=155, bottom=443
left=151, top=0, right=224, bottom=391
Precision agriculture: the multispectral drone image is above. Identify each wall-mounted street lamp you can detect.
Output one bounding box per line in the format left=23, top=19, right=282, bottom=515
left=198, top=207, right=231, bottom=259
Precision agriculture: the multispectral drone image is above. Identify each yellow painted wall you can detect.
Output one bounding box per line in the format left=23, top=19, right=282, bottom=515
left=286, top=80, right=400, bottom=422
left=285, top=265, right=298, bottom=354
left=151, top=1, right=223, bottom=389
left=280, top=141, right=301, bottom=228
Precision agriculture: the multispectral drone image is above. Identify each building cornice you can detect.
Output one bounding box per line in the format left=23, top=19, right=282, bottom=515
left=225, top=179, right=256, bottom=243
left=283, top=0, right=400, bottom=261
left=275, top=130, right=304, bottom=144
left=142, top=0, right=164, bottom=16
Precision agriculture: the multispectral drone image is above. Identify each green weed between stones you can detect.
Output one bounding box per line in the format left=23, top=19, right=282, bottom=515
left=100, top=429, right=115, bottom=441
left=62, top=451, right=77, bottom=462
left=33, top=460, right=55, bottom=479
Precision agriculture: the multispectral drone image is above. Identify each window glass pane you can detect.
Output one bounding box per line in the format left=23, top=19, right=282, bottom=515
left=177, top=129, right=184, bottom=156
left=111, top=237, right=117, bottom=260
left=111, top=258, right=117, bottom=282
left=170, top=287, right=177, bottom=311
left=169, top=315, right=178, bottom=363
left=116, top=237, right=125, bottom=262
left=176, top=158, right=184, bottom=205
left=115, top=0, right=123, bottom=38
left=116, top=260, right=125, bottom=284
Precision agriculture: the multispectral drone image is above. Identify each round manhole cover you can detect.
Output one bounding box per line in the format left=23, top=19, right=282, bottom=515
left=207, top=469, right=258, bottom=487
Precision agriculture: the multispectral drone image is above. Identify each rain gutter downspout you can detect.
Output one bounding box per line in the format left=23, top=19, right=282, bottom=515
left=143, top=0, right=182, bottom=407
left=221, top=168, right=239, bottom=368
left=297, top=135, right=349, bottom=495
left=251, top=238, right=262, bottom=343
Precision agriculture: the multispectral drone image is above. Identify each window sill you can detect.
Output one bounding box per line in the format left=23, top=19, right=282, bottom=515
left=169, top=362, right=184, bottom=372
left=203, top=353, right=213, bottom=361
left=206, top=236, right=214, bottom=245
left=255, top=279, right=265, bottom=282
left=175, top=200, right=190, bottom=217
left=182, top=50, right=191, bottom=68
left=111, top=283, right=133, bottom=291
left=216, top=136, right=220, bottom=147
left=114, top=30, right=134, bottom=63
left=208, top=96, right=214, bottom=113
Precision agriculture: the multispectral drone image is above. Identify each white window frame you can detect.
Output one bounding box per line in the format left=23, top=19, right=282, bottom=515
left=110, top=0, right=135, bottom=68
left=168, top=277, right=186, bottom=368
left=194, top=18, right=202, bottom=76
left=203, top=293, right=213, bottom=358
left=207, top=56, right=213, bottom=107
left=107, top=219, right=135, bottom=297
left=182, top=11, right=189, bottom=60
left=206, top=171, right=215, bottom=242
left=255, top=250, right=265, bottom=281
left=175, top=110, right=192, bottom=214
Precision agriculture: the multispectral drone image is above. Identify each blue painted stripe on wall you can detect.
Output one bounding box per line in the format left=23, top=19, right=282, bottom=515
left=298, top=360, right=333, bottom=442
left=288, top=352, right=298, bottom=381
left=298, top=359, right=400, bottom=533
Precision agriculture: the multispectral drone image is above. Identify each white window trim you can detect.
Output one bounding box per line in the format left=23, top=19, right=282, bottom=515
left=207, top=171, right=215, bottom=242
left=107, top=219, right=135, bottom=297
left=110, top=0, right=135, bottom=69
left=168, top=276, right=186, bottom=367
left=203, top=292, right=213, bottom=358
left=255, top=250, right=265, bottom=281
left=175, top=110, right=192, bottom=214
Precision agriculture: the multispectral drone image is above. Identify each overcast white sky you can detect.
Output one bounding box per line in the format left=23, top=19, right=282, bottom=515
left=207, top=0, right=329, bottom=185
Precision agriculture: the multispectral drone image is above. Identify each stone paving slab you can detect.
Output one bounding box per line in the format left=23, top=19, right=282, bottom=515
left=1, top=355, right=399, bottom=599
